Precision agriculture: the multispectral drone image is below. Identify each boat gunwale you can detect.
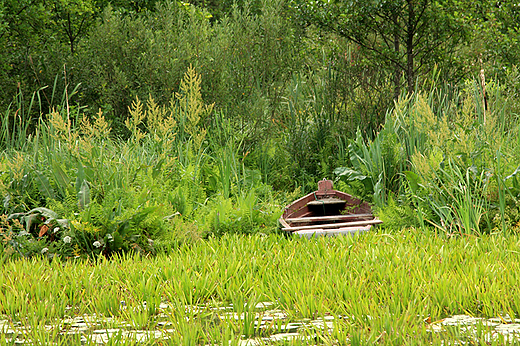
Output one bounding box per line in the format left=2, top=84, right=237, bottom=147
left=281, top=218, right=382, bottom=232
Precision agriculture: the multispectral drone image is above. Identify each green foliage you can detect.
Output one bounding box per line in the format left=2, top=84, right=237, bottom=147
left=291, top=0, right=469, bottom=95
left=335, top=119, right=403, bottom=208
left=0, top=66, right=288, bottom=259
left=347, top=78, right=520, bottom=234
left=186, top=0, right=262, bottom=21
left=405, top=161, right=490, bottom=234
left=0, top=90, right=36, bottom=152
left=2, top=230, right=520, bottom=343
left=465, top=0, right=520, bottom=78
left=51, top=0, right=99, bottom=54
left=280, top=68, right=384, bottom=193
left=2, top=0, right=520, bottom=241
left=201, top=187, right=280, bottom=237
left=376, top=194, right=420, bottom=230
left=72, top=0, right=300, bottom=140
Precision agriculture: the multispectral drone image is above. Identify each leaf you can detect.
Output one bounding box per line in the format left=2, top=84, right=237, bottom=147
left=333, top=166, right=350, bottom=176
left=513, top=176, right=520, bottom=191
left=505, top=164, right=520, bottom=181
left=6, top=213, right=25, bottom=221
left=27, top=207, right=59, bottom=220
left=334, top=167, right=367, bottom=181
left=152, top=158, right=165, bottom=179
left=56, top=219, right=69, bottom=229
left=39, top=224, right=49, bottom=237
left=404, top=171, right=421, bottom=194
left=51, top=162, right=72, bottom=196
left=3, top=194, right=10, bottom=211
left=34, top=170, right=55, bottom=199
left=75, top=163, right=86, bottom=194
left=77, top=179, right=90, bottom=210
left=22, top=213, right=41, bottom=233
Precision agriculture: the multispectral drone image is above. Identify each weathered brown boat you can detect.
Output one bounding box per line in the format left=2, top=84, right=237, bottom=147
left=279, top=179, right=382, bottom=238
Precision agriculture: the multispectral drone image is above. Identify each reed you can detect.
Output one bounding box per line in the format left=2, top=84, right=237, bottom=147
left=0, top=90, right=33, bottom=151
left=336, top=77, right=520, bottom=234
left=0, top=229, right=520, bottom=344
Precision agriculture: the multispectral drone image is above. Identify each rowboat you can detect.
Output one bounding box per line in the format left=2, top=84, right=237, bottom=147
left=279, top=179, right=382, bottom=238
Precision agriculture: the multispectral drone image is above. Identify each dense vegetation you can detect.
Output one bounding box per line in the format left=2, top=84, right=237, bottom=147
left=1, top=0, right=520, bottom=259
left=2, top=2, right=520, bottom=344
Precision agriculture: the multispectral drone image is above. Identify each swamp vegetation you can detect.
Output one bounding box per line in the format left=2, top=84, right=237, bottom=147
left=1, top=0, right=520, bottom=344
left=1, top=232, right=520, bottom=345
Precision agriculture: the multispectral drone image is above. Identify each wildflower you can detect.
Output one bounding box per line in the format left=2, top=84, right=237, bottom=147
left=93, top=241, right=102, bottom=248
left=53, top=227, right=60, bottom=233
left=63, top=236, right=71, bottom=244
left=107, top=234, right=113, bottom=242
left=41, top=247, right=48, bottom=254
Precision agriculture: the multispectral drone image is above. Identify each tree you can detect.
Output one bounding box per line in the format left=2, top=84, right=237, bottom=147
left=292, top=0, right=468, bottom=97
left=468, top=0, right=520, bottom=72
left=51, top=0, right=98, bottom=54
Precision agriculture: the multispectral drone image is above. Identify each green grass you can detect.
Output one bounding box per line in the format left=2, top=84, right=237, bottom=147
left=1, top=228, right=520, bottom=345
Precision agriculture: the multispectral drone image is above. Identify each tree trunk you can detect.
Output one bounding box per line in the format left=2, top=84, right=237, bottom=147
left=67, top=13, right=75, bottom=54
left=393, top=13, right=401, bottom=99
left=406, top=0, right=415, bottom=94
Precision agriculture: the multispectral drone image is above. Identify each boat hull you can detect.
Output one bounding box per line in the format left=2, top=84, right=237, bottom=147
left=279, top=179, right=381, bottom=237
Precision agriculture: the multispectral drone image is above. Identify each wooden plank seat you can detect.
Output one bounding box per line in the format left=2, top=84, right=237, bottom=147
left=306, top=198, right=346, bottom=206
left=286, top=213, right=374, bottom=224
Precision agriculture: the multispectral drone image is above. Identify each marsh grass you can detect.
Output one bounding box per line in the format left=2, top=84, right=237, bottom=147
left=0, top=91, right=34, bottom=152
left=0, top=229, right=519, bottom=344
left=337, top=78, right=520, bottom=234
left=0, top=66, right=281, bottom=259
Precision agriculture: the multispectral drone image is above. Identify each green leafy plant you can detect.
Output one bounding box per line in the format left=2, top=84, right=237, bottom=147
left=334, top=119, right=403, bottom=207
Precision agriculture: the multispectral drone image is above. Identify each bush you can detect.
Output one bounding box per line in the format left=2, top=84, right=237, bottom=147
left=73, top=0, right=301, bottom=140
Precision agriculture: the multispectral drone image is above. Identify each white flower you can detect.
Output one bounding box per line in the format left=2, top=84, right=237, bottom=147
left=63, top=236, right=72, bottom=244
left=41, top=247, right=48, bottom=254
left=93, top=241, right=102, bottom=248
left=53, top=227, right=60, bottom=233
left=107, top=234, right=113, bottom=242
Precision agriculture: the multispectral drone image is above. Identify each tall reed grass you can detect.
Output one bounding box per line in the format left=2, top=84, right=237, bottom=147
left=0, top=67, right=279, bottom=259
left=1, top=229, right=520, bottom=344
left=337, top=77, right=520, bottom=234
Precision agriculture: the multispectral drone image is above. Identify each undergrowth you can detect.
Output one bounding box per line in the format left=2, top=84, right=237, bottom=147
left=0, top=67, right=282, bottom=259
left=336, top=77, right=520, bottom=235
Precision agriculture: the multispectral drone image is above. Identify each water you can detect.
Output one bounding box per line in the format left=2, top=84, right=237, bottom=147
left=2, top=304, right=520, bottom=345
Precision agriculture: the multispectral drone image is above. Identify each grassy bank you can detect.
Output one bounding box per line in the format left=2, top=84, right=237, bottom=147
left=1, top=228, right=520, bottom=345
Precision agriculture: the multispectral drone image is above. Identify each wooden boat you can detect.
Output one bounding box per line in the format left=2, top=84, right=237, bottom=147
left=279, top=179, right=382, bottom=238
